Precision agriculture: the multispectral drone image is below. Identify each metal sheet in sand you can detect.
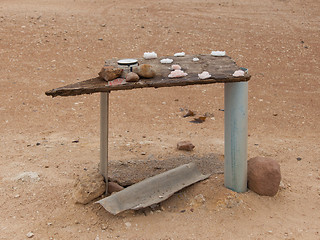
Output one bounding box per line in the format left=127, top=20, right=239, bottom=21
left=96, top=162, right=210, bottom=215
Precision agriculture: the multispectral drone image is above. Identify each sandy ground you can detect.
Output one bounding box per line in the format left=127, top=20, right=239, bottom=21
left=0, top=0, right=320, bottom=239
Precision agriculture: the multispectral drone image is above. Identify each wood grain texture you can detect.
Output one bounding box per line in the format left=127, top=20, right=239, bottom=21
left=46, top=55, right=251, bottom=97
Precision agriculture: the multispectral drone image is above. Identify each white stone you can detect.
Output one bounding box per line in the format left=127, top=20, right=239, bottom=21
left=174, top=52, right=185, bottom=57
left=193, top=57, right=199, bottom=62
left=26, top=232, right=34, bottom=238
left=15, top=172, right=40, bottom=182
left=198, top=71, right=211, bottom=79
left=233, top=70, right=245, bottom=77
left=211, top=51, right=226, bottom=56
left=160, top=58, right=173, bottom=64
left=125, top=222, right=132, bottom=228
left=143, top=52, right=157, bottom=59
left=168, top=70, right=188, bottom=78
left=171, top=64, right=181, bottom=70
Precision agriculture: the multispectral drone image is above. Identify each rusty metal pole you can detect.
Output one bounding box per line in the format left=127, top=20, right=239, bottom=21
left=100, top=92, right=109, bottom=191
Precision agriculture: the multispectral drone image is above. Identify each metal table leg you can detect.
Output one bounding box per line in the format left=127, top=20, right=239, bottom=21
left=100, top=92, right=109, bottom=192
left=224, top=82, right=248, bottom=192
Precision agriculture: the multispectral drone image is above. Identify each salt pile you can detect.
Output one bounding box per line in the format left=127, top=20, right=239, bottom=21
left=144, top=52, right=158, bottom=59
left=160, top=58, right=173, bottom=64
left=193, top=57, right=199, bottom=62
left=232, top=70, right=245, bottom=77
left=168, top=70, right=188, bottom=78
left=174, top=52, right=185, bottom=57
left=198, top=71, right=211, bottom=79
left=211, top=51, right=226, bottom=56
left=171, top=64, right=181, bottom=70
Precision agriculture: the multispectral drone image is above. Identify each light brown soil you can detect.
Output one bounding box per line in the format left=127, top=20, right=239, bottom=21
left=0, top=0, right=319, bottom=239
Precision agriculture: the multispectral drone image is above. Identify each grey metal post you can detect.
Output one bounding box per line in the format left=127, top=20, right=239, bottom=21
left=100, top=92, right=109, bottom=189
left=224, top=82, right=248, bottom=192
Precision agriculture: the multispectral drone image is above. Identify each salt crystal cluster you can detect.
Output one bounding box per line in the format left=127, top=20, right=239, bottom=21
left=171, top=64, right=181, bottom=70
left=193, top=57, right=199, bottom=62
left=174, top=52, right=185, bottom=57
left=168, top=70, right=188, bottom=78
left=232, top=70, right=245, bottom=77
left=211, top=51, right=226, bottom=56
left=160, top=58, right=173, bottom=64
left=143, top=52, right=158, bottom=59
left=198, top=71, right=211, bottom=79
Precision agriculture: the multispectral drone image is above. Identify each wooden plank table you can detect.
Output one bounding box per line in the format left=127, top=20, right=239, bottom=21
left=46, top=54, right=251, bottom=193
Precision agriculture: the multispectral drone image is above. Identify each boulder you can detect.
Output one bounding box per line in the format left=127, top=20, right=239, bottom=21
left=247, top=157, right=281, bottom=196
left=177, top=141, right=195, bottom=151
left=73, top=169, right=106, bottom=204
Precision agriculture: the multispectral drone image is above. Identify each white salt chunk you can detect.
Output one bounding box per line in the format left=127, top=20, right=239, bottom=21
left=171, top=64, right=181, bottom=70
left=174, top=52, right=185, bottom=57
left=198, top=71, right=211, bottom=79
left=168, top=70, right=188, bottom=78
left=211, top=51, right=226, bottom=56
left=193, top=57, right=199, bottom=62
left=26, top=232, right=34, bottom=238
left=233, top=70, right=245, bottom=77
left=143, top=52, right=157, bottom=59
left=160, top=58, right=173, bottom=64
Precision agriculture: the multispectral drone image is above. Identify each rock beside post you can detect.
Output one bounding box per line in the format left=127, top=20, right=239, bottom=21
left=247, top=157, right=281, bottom=196
left=73, top=169, right=106, bottom=204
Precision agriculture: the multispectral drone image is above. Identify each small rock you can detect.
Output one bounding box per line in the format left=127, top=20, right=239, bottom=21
left=99, top=66, right=123, bottom=81
left=125, top=222, right=131, bottom=228
left=73, top=169, right=106, bottom=204
left=194, top=194, right=206, bottom=204
left=126, top=72, right=140, bottom=82
left=108, top=182, right=124, bottom=194
left=177, top=141, right=195, bottom=151
left=26, top=232, right=34, bottom=238
left=247, top=157, right=281, bottom=196
left=133, top=64, right=156, bottom=78
left=15, top=172, right=40, bottom=182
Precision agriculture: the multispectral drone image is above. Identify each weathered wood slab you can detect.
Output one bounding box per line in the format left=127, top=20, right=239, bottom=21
left=46, top=55, right=250, bottom=97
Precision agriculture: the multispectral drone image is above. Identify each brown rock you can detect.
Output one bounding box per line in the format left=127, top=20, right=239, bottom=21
left=247, top=157, right=281, bottom=196
left=73, top=169, right=106, bottom=204
left=108, top=181, right=124, bottom=194
left=98, top=66, right=123, bottom=81
left=133, top=64, right=156, bottom=78
left=177, top=141, right=195, bottom=151
left=126, top=72, right=140, bottom=82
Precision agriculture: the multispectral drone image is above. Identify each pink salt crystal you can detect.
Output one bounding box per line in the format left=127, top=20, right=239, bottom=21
left=168, top=70, right=188, bottom=78
left=198, top=71, right=211, bottom=80
left=171, top=64, right=181, bottom=70
left=233, top=70, right=245, bottom=77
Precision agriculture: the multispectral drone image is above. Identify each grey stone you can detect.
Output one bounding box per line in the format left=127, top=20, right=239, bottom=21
left=126, top=72, right=140, bottom=82
left=247, top=157, right=281, bottom=196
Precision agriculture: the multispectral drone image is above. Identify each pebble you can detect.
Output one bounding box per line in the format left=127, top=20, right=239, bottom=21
left=126, top=72, right=139, bottom=82
left=125, top=222, right=131, bottom=228
left=177, top=141, right=195, bottom=151
left=26, top=232, right=34, bottom=238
